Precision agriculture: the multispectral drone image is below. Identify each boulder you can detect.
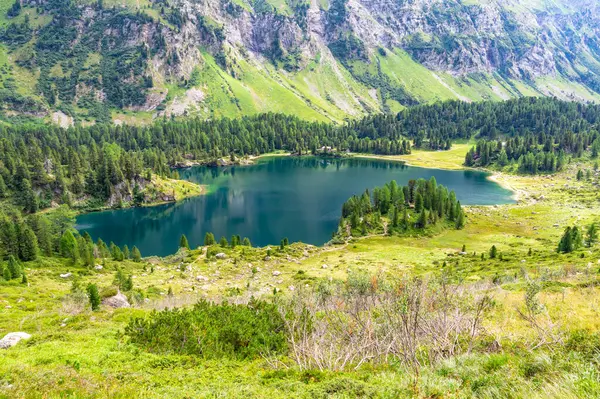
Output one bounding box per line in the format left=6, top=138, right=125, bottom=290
left=94, top=265, right=103, bottom=270
left=60, top=273, right=72, bottom=279
left=0, top=332, right=31, bottom=349
left=272, top=271, right=281, bottom=276
left=102, top=291, right=130, bottom=309
left=216, top=253, right=227, bottom=260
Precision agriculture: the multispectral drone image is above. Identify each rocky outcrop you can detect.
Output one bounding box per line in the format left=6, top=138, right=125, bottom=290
left=102, top=291, right=131, bottom=309
left=8, top=0, right=600, bottom=120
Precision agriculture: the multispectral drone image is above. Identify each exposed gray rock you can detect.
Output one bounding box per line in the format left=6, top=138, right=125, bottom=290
left=102, top=291, right=131, bottom=309
left=0, top=332, right=31, bottom=349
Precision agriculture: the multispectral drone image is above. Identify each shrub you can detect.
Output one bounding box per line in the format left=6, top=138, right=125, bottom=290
left=125, top=299, right=287, bottom=359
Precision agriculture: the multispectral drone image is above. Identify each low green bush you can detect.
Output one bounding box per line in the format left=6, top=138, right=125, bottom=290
left=125, top=299, right=287, bottom=359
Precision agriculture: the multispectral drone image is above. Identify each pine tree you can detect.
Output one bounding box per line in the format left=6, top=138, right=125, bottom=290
left=220, top=236, right=228, bottom=248
left=20, top=179, right=38, bottom=214
left=123, top=245, right=130, bottom=260
left=417, top=209, right=427, bottom=228
left=415, top=193, right=424, bottom=213
left=490, top=245, right=498, bottom=259
left=19, top=225, right=38, bottom=261
left=0, top=175, right=7, bottom=198
left=558, top=227, right=574, bottom=253
left=455, top=209, right=465, bottom=230
left=179, top=234, right=190, bottom=249
left=21, top=273, right=28, bottom=285
left=242, top=237, right=251, bottom=247
left=131, top=246, right=142, bottom=262
left=87, top=284, right=100, bottom=311
left=204, top=232, right=216, bottom=246
left=7, top=255, right=21, bottom=280
left=3, top=266, right=12, bottom=281
left=60, top=230, right=79, bottom=263
left=586, top=223, right=598, bottom=247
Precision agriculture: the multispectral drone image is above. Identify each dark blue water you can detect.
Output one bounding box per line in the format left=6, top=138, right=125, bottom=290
left=75, top=157, right=514, bottom=256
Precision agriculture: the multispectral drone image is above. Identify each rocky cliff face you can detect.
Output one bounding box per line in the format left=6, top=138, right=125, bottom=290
left=1, top=0, right=600, bottom=123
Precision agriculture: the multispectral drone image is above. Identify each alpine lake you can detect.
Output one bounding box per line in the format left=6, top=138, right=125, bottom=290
left=75, top=156, right=515, bottom=257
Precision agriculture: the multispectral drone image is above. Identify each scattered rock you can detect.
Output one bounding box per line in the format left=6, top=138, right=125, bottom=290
left=272, top=271, right=281, bottom=276
left=0, top=332, right=31, bottom=349
left=94, top=265, right=103, bottom=271
left=102, top=291, right=130, bottom=309
left=322, top=264, right=328, bottom=269
left=216, top=253, right=227, bottom=260
left=60, top=273, right=72, bottom=279
left=196, top=275, right=209, bottom=282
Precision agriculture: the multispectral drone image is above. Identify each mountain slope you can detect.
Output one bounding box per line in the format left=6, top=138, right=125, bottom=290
left=1, top=0, right=600, bottom=125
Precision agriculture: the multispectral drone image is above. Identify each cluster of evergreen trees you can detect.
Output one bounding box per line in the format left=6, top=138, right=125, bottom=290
left=0, top=113, right=414, bottom=211
left=3, top=97, right=600, bottom=211
left=458, top=98, right=600, bottom=173
left=0, top=204, right=141, bottom=269
left=464, top=138, right=567, bottom=174
left=557, top=223, right=598, bottom=253
left=337, top=177, right=465, bottom=239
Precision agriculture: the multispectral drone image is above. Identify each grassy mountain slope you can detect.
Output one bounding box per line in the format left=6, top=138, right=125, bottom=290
left=1, top=0, right=600, bottom=125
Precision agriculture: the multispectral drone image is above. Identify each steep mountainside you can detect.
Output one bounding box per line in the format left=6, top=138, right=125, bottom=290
left=1, top=0, right=600, bottom=124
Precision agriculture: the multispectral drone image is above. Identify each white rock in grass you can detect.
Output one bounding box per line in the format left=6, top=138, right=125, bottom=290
left=60, top=273, right=72, bottom=279
left=102, top=291, right=130, bottom=309
left=0, top=332, right=31, bottom=349
left=272, top=271, right=281, bottom=276
left=94, top=265, right=103, bottom=270
left=216, top=253, right=227, bottom=260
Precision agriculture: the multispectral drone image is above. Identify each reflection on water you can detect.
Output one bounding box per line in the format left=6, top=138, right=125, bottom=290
left=76, top=157, right=514, bottom=257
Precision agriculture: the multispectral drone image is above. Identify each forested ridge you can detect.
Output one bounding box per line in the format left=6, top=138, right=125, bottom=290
left=1, top=97, right=599, bottom=219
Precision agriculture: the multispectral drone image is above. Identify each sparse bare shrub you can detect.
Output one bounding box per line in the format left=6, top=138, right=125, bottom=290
left=278, top=274, right=493, bottom=373
left=517, top=281, right=563, bottom=350
left=61, top=291, right=89, bottom=315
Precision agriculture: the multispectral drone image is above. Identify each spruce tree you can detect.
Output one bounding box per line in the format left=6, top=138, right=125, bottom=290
left=19, top=225, right=39, bottom=261
left=220, top=236, right=228, bottom=248
left=417, top=209, right=427, bottom=228
left=3, top=266, right=12, bottom=281
left=131, top=246, right=142, bottom=262
left=87, top=284, right=100, bottom=311
left=60, top=230, right=79, bottom=263
left=179, top=234, right=190, bottom=249
left=242, top=237, right=251, bottom=247
left=415, top=193, right=424, bottom=213
left=0, top=175, right=7, bottom=198
left=204, top=232, right=216, bottom=246
left=586, top=223, right=598, bottom=247
left=455, top=209, right=465, bottom=230
left=7, top=255, right=21, bottom=280
left=490, top=245, right=498, bottom=259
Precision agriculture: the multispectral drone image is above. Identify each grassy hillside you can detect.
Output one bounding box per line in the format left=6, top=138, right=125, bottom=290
left=2, top=146, right=600, bottom=397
